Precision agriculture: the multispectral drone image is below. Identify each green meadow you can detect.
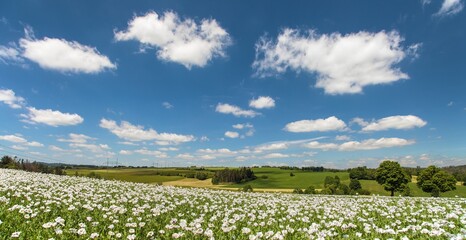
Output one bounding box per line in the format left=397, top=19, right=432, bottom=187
left=67, top=167, right=466, bottom=197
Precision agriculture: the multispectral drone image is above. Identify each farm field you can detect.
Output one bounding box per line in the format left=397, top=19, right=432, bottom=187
left=1, top=169, right=465, bottom=239
left=67, top=167, right=466, bottom=197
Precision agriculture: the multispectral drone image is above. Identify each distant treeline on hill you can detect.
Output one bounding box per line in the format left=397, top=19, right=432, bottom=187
left=0, top=155, right=65, bottom=175
left=212, top=167, right=256, bottom=184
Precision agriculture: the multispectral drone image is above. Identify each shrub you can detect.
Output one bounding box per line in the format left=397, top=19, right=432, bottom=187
left=242, top=185, right=253, bottom=192
left=293, top=188, right=303, bottom=194
left=304, top=186, right=316, bottom=194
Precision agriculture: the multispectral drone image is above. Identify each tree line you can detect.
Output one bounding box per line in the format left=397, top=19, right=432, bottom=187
left=212, top=167, right=256, bottom=184
left=1, top=155, right=65, bottom=175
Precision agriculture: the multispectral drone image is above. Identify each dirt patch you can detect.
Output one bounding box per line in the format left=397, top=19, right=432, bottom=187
left=163, top=178, right=214, bottom=188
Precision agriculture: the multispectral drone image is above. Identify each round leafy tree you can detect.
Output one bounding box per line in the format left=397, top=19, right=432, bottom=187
left=417, top=166, right=456, bottom=197
left=375, top=161, right=410, bottom=196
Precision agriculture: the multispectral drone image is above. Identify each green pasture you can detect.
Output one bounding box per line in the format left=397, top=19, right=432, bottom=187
left=67, top=168, right=190, bottom=183
left=226, top=168, right=350, bottom=189
left=360, top=180, right=466, bottom=197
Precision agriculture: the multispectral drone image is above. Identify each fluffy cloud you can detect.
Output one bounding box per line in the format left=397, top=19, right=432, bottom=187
left=162, top=102, right=174, bottom=109
left=24, top=141, right=44, bottom=147
left=255, top=143, right=289, bottom=152
left=70, top=143, right=111, bottom=153
left=20, top=36, right=115, bottom=74
left=22, top=107, right=83, bottom=127
left=339, top=138, right=415, bottom=151
left=232, top=123, right=253, bottom=129
left=436, top=0, right=464, bottom=16
left=58, top=133, right=94, bottom=143
left=119, top=150, right=132, bottom=155
left=358, top=115, right=427, bottom=132
left=335, top=135, right=351, bottom=141
left=215, top=103, right=260, bottom=118
left=303, top=141, right=339, bottom=151
left=0, top=45, right=23, bottom=64
left=99, top=118, right=194, bottom=144
left=0, top=134, right=27, bottom=143
left=224, top=131, right=239, bottom=138
left=253, top=29, right=414, bottom=94
left=284, top=116, right=347, bottom=133
left=115, top=11, right=231, bottom=69
left=303, top=137, right=414, bottom=151
left=249, top=96, right=275, bottom=109
left=0, top=89, right=26, bottom=109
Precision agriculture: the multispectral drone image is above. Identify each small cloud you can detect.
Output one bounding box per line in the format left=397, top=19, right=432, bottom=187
left=249, top=96, right=275, bottom=109
left=447, top=101, right=454, bottom=107
left=284, top=116, right=347, bottom=133
left=19, top=27, right=116, bottom=73
left=215, top=103, right=260, bottom=118
left=162, top=102, right=174, bottom=109
left=0, top=89, right=26, bottom=109
left=435, top=0, right=464, bottom=16
left=225, top=131, right=239, bottom=139
left=335, top=135, right=351, bottom=141
left=360, top=115, right=427, bottom=132
left=22, top=107, right=84, bottom=127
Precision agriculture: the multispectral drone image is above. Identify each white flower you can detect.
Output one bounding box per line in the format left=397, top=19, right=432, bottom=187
left=11, top=232, right=21, bottom=238
left=77, top=228, right=86, bottom=235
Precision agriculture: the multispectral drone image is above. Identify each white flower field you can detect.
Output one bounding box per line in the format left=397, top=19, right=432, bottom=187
left=0, top=169, right=465, bottom=239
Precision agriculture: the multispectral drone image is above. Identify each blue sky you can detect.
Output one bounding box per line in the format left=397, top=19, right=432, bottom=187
left=0, top=0, right=465, bottom=168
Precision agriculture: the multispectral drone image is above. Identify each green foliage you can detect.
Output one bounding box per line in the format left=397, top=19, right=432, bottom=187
left=349, top=166, right=376, bottom=180
left=376, top=161, right=410, bottom=196
left=402, top=186, right=412, bottom=197
left=304, top=185, right=316, bottom=194
left=356, top=189, right=371, bottom=195
left=212, top=167, right=256, bottom=184
left=293, top=188, right=303, bottom=194
left=417, top=166, right=456, bottom=196
left=87, top=172, right=102, bottom=179
left=242, top=184, right=253, bottom=192
left=349, top=179, right=362, bottom=190
left=195, top=172, right=208, bottom=180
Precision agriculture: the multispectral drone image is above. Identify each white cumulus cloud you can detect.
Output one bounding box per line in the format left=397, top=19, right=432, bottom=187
left=21, top=107, right=84, bottom=127
left=303, top=137, right=414, bottom=151
left=339, top=138, right=415, bottom=151
left=22, top=107, right=83, bottom=127
left=249, top=96, right=275, bottom=109
left=284, top=116, right=347, bottom=133
left=436, top=0, right=464, bottom=16
left=215, top=103, right=260, bottom=118
left=224, top=131, right=239, bottom=138
left=0, top=134, right=27, bottom=143
left=99, top=118, right=194, bottom=144
left=0, top=89, right=26, bottom=109
left=359, top=115, right=427, bottom=132
left=58, top=133, right=94, bottom=143
left=253, top=29, right=414, bottom=94
left=20, top=35, right=115, bottom=74
left=115, top=11, right=231, bottom=69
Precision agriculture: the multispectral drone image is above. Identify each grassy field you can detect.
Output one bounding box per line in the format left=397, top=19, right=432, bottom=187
left=225, top=168, right=349, bottom=189
left=67, top=168, right=187, bottom=183
left=360, top=180, right=466, bottom=197
left=67, top=167, right=466, bottom=197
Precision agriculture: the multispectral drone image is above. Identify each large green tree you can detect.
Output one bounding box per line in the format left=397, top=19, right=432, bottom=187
left=417, top=166, right=456, bottom=197
left=376, top=161, right=410, bottom=196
